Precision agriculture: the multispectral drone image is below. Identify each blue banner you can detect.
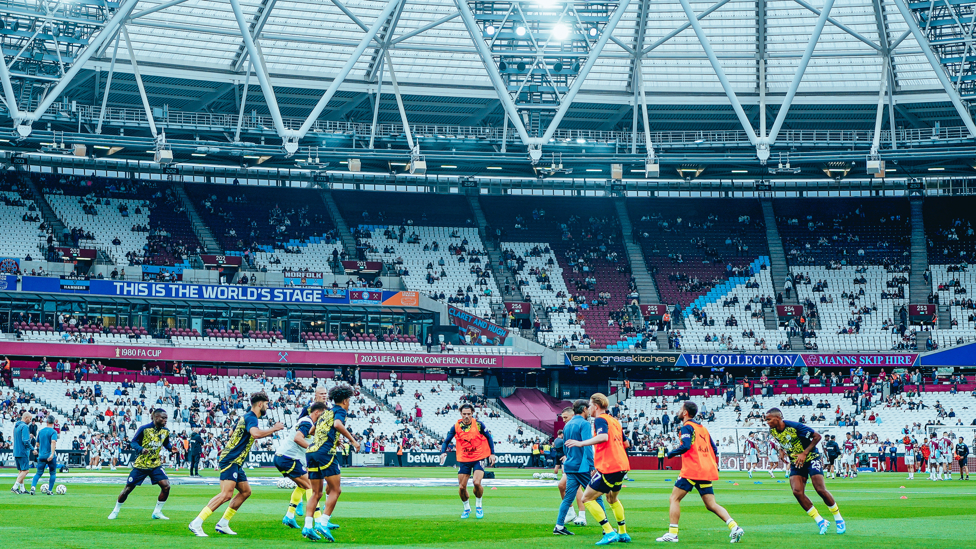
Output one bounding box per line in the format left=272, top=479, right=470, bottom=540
left=679, top=353, right=800, bottom=367
left=0, top=274, right=16, bottom=291
left=17, top=276, right=397, bottom=306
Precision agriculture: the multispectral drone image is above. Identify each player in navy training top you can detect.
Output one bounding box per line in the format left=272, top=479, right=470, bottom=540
left=188, top=392, right=283, bottom=537
left=109, top=409, right=173, bottom=520
left=765, top=408, right=846, bottom=536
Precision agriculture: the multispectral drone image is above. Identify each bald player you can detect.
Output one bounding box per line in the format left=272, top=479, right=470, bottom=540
left=11, top=412, right=34, bottom=494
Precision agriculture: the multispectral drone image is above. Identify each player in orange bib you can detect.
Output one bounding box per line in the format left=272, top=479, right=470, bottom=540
left=564, top=393, right=630, bottom=545
left=440, top=404, right=497, bottom=519
left=656, top=401, right=744, bottom=543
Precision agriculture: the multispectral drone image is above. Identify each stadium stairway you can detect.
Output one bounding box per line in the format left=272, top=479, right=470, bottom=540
left=171, top=182, right=221, bottom=254
left=319, top=188, right=357, bottom=260
left=468, top=195, right=532, bottom=327
left=684, top=256, right=771, bottom=313
left=359, top=384, right=441, bottom=441
left=614, top=198, right=660, bottom=303
left=21, top=170, right=70, bottom=246
left=761, top=198, right=796, bottom=305
left=909, top=197, right=931, bottom=303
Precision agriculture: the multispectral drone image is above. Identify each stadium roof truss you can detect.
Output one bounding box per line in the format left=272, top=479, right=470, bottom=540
left=1, top=0, right=975, bottom=171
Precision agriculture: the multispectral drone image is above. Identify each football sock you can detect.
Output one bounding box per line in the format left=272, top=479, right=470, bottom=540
left=113, top=502, right=123, bottom=514
left=669, top=524, right=679, bottom=536
left=314, top=507, right=322, bottom=520
left=463, top=500, right=471, bottom=511
left=48, top=472, right=56, bottom=492
left=154, top=501, right=165, bottom=515
left=193, top=506, right=213, bottom=526
left=287, top=487, right=305, bottom=518
left=806, top=506, right=824, bottom=524
left=828, top=504, right=842, bottom=521
left=217, top=507, right=236, bottom=527
left=726, top=518, right=738, bottom=531
left=584, top=500, right=613, bottom=534
left=304, top=516, right=314, bottom=529
left=609, top=500, right=626, bottom=534
left=475, top=497, right=483, bottom=508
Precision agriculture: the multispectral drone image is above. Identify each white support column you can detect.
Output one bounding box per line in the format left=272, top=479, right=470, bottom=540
left=536, top=0, right=632, bottom=145
left=767, top=0, right=836, bottom=145
left=234, top=63, right=252, bottom=142
left=27, top=0, right=142, bottom=129
left=384, top=51, right=415, bottom=151
left=676, top=0, right=758, bottom=147
left=871, top=64, right=887, bottom=156
left=295, top=0, right=403, bottom=140
left=229, top=0, right=289, bottom=142
left=892, top=0, right=976, bottom=136
left=637, top=65, right=654, bottom=159
left=121, top=26, right=158, bottom=137
left=454, top=0, right=532, bottom=147
left=0, top=52, right=21, bottom=122
left=95, top=33, right=122, bottom=134
left=368, top=58, right=385, bottom=149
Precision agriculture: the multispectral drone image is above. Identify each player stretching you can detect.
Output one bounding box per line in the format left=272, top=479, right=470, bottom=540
left=656, top=401, right=744, bottom=544
left=276, top=401, right=326, bottom=531
left=903, top=437, right=916, bottom=480
left=31, top=415, right=59, bottom=495
left=564, top=393, right=630, bottom=545
left=188, top=392, right=283, bottom=537
left=744, top=433, right=758, bottom=478
left=765, top=408, right=845, bottom=536
left=440, top=403, right=497, bottom=519
left=956, top=437, right=970, bottom=480
left=109, top=409, right=173, bottom=520
left=306, top=385, right=360, bottom=541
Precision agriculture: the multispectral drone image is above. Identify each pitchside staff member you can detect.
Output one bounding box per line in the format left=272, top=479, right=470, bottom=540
left=823, top=435, right=841, bottom=479
left=956, top=438, right=970, bottom=481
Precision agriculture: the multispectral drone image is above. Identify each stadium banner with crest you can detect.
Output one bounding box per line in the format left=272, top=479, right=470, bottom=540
left=0, top=257, right=21, bottom=274
left=799, top=353, right=919, bottom=368
left=448, top=306, right=510, bottom=344
left=0, top=340, right=541, bottom=368
left=283, top=270, right=325, bottom=286
left=564, top=352, right=681, bottom=368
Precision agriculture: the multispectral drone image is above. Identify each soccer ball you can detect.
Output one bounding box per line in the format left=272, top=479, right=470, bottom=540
left=55, top=484, right=67, bottom=495
left=532, top=473, right=541, bottom=479
left=276, top=477, right=296, bottom=489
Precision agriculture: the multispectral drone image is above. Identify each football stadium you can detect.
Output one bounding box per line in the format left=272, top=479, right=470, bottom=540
left=2, top=0, right=976, bottom=546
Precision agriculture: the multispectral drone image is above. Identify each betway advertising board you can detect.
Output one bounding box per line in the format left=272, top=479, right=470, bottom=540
left=384, top=452, right=532, bottom=468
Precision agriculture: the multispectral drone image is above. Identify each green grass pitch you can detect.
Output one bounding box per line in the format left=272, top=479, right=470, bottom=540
left=0, top=468, right=968, bottom=548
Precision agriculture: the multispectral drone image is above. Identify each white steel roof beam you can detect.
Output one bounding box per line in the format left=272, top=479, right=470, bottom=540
left=675, top=0, right=758, bottom=149
left=229, top=0, right=288, bottom=144
left=891, top=0, right=976, bottom=136
left=23, top=0, right=142, bottom=132
left=295, top=0, right=403, bottom=141
left=766, top=0, right=836, bottom=146
left=790, top=0, right=883, bottom=52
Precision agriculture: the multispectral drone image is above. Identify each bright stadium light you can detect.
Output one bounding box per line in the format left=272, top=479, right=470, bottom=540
left=516, top=26, right=526, bottom=36
left=589, top=27, right=598, bottom=37
left=485, top=24, right=495, bottom=35
left=552, top=24, right=569, bottom=40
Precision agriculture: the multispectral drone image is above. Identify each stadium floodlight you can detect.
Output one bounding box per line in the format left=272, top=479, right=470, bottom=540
left=589, top=27, right=598, bottom=37
left=552, top=24, right=569, bottom=40
left=516, top=26, right=526, bottom=36
left=485, top=25, right=495, bottom=36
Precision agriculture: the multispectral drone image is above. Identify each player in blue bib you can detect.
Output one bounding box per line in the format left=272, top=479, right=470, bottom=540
left=109, top=409, right=173, bottom=520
